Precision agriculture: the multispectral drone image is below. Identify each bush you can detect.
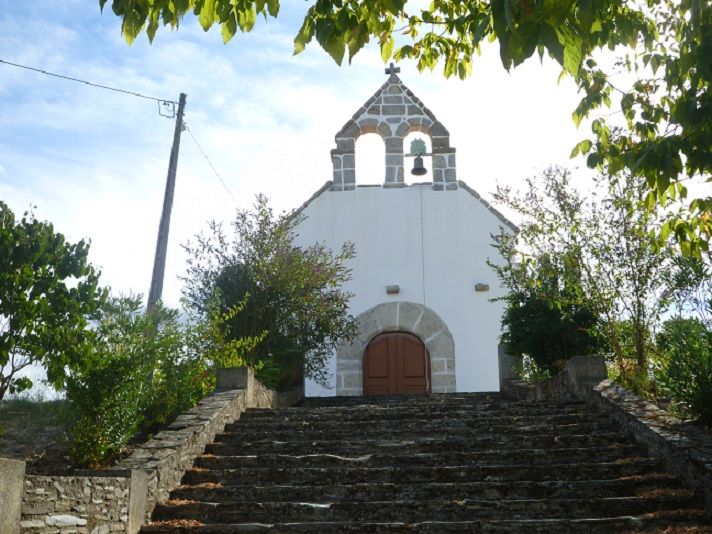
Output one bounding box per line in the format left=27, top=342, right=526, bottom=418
left=654, top=318, right=712, bottom=426
left=182, top=195, right=356, bottom=390
left=66, top=296, right=213, bottom=467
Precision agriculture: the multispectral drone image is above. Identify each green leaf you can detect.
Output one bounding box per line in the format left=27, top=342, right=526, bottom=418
left=267, top=0, right=280, bottom=18
left=293, top=16, right=314, bottom=55
left=381, top=36, right=394, bottom=62
left=570, top=139, right=592, bottom=157
left=222, top=16, right=237, bottom=43
left=199, top=0, right=216, bottom=31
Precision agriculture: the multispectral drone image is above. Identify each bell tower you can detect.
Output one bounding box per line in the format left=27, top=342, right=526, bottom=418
left=330, top=64, right=457, bottom=191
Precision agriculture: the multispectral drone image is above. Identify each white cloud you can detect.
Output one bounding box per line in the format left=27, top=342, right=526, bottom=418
left=0, top=1, right=597, bottom=312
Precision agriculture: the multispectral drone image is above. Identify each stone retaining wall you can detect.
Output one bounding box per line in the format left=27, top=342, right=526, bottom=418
left=502, top=355, right=712, bottom=509
left=2, top=367, right=303, bottom=533
left=21, top=471, right=144, bottom=534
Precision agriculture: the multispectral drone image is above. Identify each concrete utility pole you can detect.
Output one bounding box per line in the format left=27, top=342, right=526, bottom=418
left=147, top=92, right=187, bottom=313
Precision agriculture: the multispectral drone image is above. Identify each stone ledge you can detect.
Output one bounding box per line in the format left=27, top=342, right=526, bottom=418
left=586, top=380, right=712, bottom=509
left=502, top=355, right=712, bottom=509
left=12, top=367, right=304, bottom=533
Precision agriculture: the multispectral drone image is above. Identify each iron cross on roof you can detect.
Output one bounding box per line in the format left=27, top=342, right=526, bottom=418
left=385, top=62, right=400, bottom=75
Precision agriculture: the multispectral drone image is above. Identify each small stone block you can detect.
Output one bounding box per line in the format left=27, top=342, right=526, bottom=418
left=386, top=285, right=400, bottom=295
left=474, top=283, right=490, bottom=292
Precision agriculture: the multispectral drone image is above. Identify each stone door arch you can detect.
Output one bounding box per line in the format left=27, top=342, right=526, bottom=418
left=336, top=301, right=456, bottom=395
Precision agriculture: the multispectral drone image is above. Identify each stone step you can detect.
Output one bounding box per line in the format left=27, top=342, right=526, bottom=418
left=181, top=458, right=666, bottom=486
left=170, top=473, right=682, bottom=503
left=193, top=444, right=645, bottom=470
left=205, top=431, right=633, bottom=456
left=142, top=508, right=712, bottom=534
left=300, top=393, right=502, bottom=406
left=247, top=400, right=587, bottom=416
left=240, top=403, right=590, bottom=420
left=152, top=492, right=702, bottom=523
left=228, top=412, right=603, bottom=431
left=216, top=420, right=614, bottom=442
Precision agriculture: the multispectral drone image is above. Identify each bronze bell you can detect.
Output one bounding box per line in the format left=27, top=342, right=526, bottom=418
left=411, top=155, right=427, bottom=176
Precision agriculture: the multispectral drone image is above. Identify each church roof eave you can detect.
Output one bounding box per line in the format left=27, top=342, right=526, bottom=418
left=290, top=180, right=519, bottom=235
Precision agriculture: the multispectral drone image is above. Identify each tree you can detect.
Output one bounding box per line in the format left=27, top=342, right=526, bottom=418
left=101, top=0, right=710, bottom=252
left=182, top=194, right=356, bottom=389
left=0, top=202, right=105, bottom=401
left=67, top=294, right=216, bottom=467
left=491, top=167, right=673, bottom=389
left=491, top=246, right=603, bottom=375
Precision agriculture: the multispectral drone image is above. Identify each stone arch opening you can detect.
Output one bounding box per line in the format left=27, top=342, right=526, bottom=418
left=403, top=131, right=433, bottom=184
left=335, top=301, right=456, bottom=395
left=355, top=133, right=386, bottom=185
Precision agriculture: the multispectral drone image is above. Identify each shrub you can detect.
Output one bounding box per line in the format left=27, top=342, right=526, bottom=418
left=182, top=195, right=356, bottom=390
left=654, top=318, right=712, bottom=426
left=66, top=295, right=212, bottom=467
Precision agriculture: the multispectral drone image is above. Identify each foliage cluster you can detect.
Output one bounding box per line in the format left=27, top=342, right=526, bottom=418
left=491, top=167, right=673, bottom=391
left=101, top=0, right=710, bottom=253
left=0, top=201, right=105, bottom=402
left=66, top=295, right=215, bottom=467
left=654, top=318, right=712, bottom=426
left=182, top=195, right=357, bottom=390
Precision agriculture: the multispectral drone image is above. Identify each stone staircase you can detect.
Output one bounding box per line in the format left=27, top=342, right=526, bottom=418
left=142, top=393, right=710, bottom=532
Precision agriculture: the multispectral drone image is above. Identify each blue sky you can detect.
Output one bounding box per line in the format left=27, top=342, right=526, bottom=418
left=1, top=1, right=589, bottom=310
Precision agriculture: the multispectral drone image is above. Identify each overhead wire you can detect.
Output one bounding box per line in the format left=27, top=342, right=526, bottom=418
left=0, top=59, right=177, bottom=104
left=2, top=58, right=237, bottom=203
left=184, top=123, right=238, bottom=207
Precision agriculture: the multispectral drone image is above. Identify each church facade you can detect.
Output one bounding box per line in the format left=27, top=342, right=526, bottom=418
left=293, top=67, right=517, bottom=396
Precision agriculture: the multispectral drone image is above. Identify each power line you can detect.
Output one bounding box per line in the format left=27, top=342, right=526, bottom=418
left=185, top=123, right=238, bottom=206
left=0, top=59, right=177, bottom=104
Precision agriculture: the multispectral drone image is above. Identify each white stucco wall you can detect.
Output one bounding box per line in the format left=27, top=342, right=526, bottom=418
left=293, top=182, right=513, bottom=396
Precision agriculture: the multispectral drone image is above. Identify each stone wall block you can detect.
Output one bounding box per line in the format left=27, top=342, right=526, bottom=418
left=377, top=122, right=393, bottom=137
left=385, top=137, right=403, bottom=153
left=340, top=121, right=359, bottom=138
left=444, top=168, right=457, bottom=182
left=342, top=169, right=356, bottom=184
left=430, top=121, right=449, bottom=136
left=386, top=155, right=402, bottom=166
left=426, top=331, right=455, bottom=362
left=0, top=458, right=25, bottom=534
left=342, top=154, right=355, bottom=170
left=332, top=169, right=343, bottom=185
left=335, top=138, right=355, bottom=152
left=387, top=84, right=403, bottom=94
left=357, top=118, right=378, bottom=133
left=433, top=154, right=447, bottom=169
left=431, top=136, right=450, bottom=150
left=385, top=166, right=396, bottom=183
left=382, top=105, right=406, bottom=116
left=397, top=302, right=424, bottom=331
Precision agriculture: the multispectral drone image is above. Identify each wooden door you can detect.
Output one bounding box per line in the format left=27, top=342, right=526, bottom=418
left=363, top=332, right=430, bottom=396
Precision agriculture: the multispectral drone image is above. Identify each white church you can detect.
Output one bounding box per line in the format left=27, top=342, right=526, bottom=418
left=294, top=65, right=517, bottom=397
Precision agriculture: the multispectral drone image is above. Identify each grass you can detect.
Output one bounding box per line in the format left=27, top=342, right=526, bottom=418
left=0, top=396, right=69, bottom=461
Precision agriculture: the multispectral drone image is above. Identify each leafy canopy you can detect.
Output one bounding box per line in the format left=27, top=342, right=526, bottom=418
left=182, top=194, right=356, bottom=389
left=102, top=0, right=710, bottom=252
left=0, top=202, right=105, bottom=401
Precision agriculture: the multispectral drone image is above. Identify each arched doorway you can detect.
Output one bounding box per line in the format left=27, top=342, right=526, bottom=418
left=363, top=332, right=431, bottom=396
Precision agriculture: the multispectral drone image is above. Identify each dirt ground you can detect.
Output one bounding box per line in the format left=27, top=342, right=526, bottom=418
left=0, top=398, right=77, bottom=474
